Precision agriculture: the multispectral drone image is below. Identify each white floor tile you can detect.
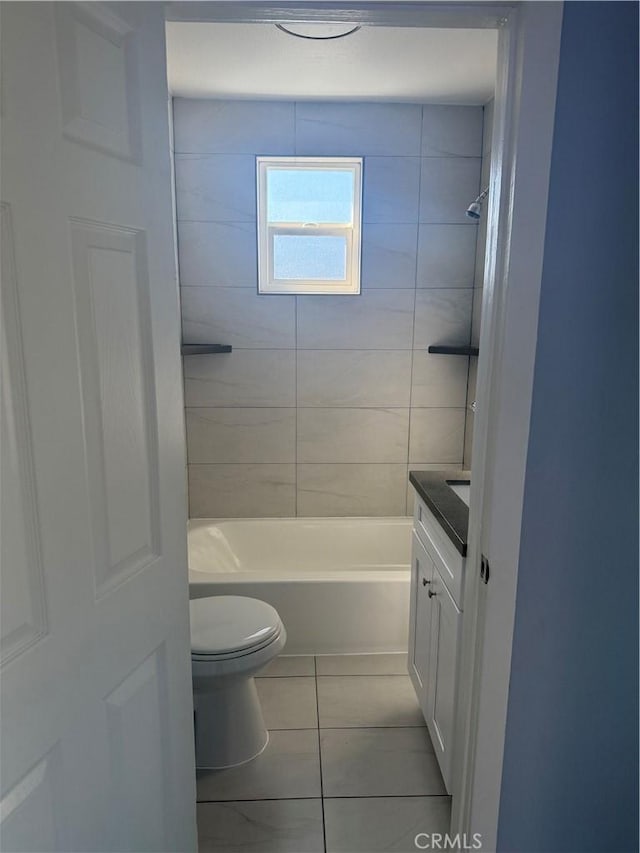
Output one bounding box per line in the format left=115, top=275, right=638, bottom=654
left=324, top=796, right=451, bottom=852
left=256, top=677, right=318, bottom=730
left=317, top=675, right=424, bottom=728
left=320, top=728, right=444, bottom=797
left=197, top=799, right=324, bottom=853
left=258, top=656, right=316, bottom=677
left=196, top=730, right=321, bottom=802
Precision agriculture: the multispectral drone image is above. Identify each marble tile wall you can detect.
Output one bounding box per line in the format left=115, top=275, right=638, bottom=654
left=173, top=99, right=483, bottom=517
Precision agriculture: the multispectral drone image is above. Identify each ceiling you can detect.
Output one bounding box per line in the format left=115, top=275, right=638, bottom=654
left=166, top=23, right=498, bottom=104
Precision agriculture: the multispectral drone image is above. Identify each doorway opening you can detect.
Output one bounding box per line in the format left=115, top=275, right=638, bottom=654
left=166, top=9, right=501, bottom=850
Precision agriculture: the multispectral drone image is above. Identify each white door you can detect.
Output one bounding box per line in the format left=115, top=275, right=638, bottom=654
left=0, top=3, right=197, bottom=851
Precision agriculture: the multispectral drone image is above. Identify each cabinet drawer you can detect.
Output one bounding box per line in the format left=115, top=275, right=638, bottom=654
left=413, top=494, right=464, bottom=608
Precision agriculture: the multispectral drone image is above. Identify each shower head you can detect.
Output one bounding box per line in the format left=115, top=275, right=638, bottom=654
left=465, top=202, right=482, bottom=220
left=466, top=186, right=490, bottom=220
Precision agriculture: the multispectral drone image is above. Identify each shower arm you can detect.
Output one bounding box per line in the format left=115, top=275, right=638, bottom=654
left=472, top=186, right=490, bottom=206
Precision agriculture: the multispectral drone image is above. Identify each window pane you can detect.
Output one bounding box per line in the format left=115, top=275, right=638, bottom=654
left=273, top=235, right=347, bottom=280
left=267, top=169, right=354, bottom=224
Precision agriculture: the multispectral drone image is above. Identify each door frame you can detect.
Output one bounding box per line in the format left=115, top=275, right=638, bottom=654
left=449, top=4, right=564, bottom=848
left=164, top=2, right=564, bottom=847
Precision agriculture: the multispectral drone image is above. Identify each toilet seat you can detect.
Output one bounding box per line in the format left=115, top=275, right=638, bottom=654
left=190, top=596, right=283, bottom=660
left=191, top=627, right=284, bottom=663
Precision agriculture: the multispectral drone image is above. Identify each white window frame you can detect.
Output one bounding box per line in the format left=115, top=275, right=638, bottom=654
left=256, top=156, right=363, bottom=295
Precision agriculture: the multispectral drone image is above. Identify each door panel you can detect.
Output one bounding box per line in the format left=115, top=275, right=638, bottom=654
left=427, top=569, right=462, bottom=792
left=0, top=745, right=64, bottom=853
left=0, top=204, right=49, bottom=666
left=0, top=4, right=196, bottom=850
left=409, top=533, right=434, bottom=705
left=55, top=3, right=142, bottom=162
left=104, top=649, right=171, bottom=852
left=70, top=220, right=161, bottom=595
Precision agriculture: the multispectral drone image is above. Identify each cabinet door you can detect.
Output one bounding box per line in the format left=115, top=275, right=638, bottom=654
left=426, top=569, right=462, bottom=792
left=408, top=533, right=434, bottom=716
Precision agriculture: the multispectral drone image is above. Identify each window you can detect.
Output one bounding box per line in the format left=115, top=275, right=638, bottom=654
left=257, top=157, right=363, bottom=295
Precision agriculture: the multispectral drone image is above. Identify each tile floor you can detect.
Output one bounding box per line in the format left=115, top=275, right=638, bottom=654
left=196, top=654, right=450, bottom=852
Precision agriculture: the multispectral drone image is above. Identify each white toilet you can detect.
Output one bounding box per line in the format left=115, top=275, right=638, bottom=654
left=190, top=595, right=286, bottom=770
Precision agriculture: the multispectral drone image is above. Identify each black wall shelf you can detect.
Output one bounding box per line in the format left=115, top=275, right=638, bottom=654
left=181, top=344, right=232, bottom=355
left=428, top=345, right=479, bottom=357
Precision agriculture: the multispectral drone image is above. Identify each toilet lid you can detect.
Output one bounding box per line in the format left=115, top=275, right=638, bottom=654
left=189, top=596, right=282, bottom=656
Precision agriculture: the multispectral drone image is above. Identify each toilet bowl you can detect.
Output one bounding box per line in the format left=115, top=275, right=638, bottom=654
left=190, top=595, right=286, bottom=770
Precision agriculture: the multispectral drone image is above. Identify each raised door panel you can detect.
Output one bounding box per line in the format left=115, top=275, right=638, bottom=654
left=427, top=568, right=461, bottom=793
left=0, top=203, right=48, bottom=666
left=408, top=532, right=433, bottom=717
left=70, top=220, right=162, bottom=597
left=104, top=647, right=171, bottom=852
left=55, top=2, right=141, bottom=161
left=0, top=745, right=64, bottom=852
left=414, top=496, right=464, bottom=608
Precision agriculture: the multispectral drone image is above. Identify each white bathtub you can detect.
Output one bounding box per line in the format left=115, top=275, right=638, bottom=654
left=188, top=517, right=412, bottom=655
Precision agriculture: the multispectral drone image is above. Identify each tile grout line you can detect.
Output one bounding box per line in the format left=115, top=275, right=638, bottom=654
left=462, top=111, right=486, bottom=467
left=259, top=674, right=412, bottom=679
left=263, top=725, right=427, bottom=732
left=197, top=794, right=451, bottom=804
left=191, top=459, right=463, bottom=466
left=294, top=102, right=298, bottom=517
left=174, top=153, right=481, bottom=162
left=294, top=293, right=298, bottom=516
left=314, top=655, right=328, bottom=853
left=405, top=106, right=424, bottom=513
left=197, top=794, right=451, bottom=805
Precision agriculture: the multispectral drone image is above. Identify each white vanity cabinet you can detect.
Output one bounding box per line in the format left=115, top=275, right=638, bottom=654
left=408, top=491, right=465, bottom=793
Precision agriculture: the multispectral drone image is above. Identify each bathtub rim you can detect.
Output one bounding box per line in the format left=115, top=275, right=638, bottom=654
left=188, top=515, right=413, bottom=583
left=189, top=567, right=410, bottom=584
left=188, top=515, right=414, bottom=528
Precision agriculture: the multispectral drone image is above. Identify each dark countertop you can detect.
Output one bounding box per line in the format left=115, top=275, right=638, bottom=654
left=409, top=469, right=471, bottom=557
